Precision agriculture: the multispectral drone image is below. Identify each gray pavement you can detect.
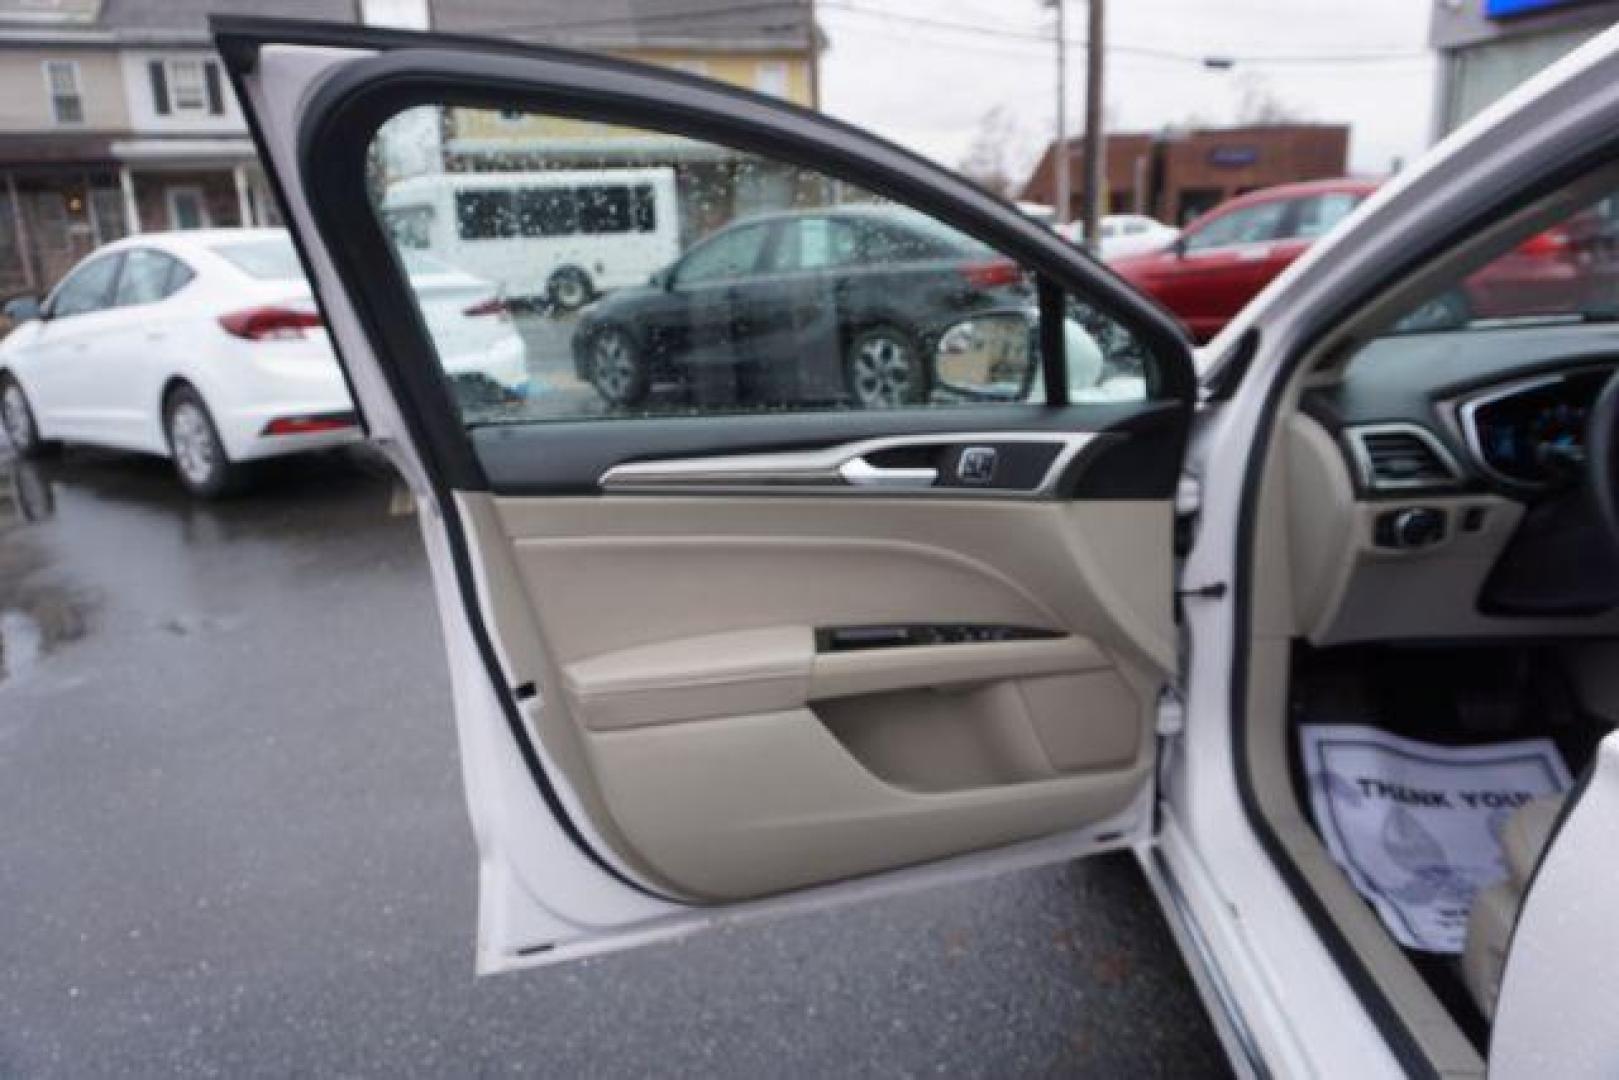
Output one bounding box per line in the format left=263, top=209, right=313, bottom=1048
left=0, top=444, right=1229, bottom=1078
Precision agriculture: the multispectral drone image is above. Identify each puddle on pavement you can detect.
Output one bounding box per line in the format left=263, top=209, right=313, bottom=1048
left=0, top=443, right=402, bottom=688
left=0, top=580, right=92, bottom=687
left=0, top=464, right=94, bottom=687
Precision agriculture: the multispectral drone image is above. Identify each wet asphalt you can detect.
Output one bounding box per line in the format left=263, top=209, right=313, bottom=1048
left=0, top=443, right=1229, bottom=1078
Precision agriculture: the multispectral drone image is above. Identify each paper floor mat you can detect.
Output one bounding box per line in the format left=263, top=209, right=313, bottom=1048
left=1299, top=724, right=1571, bottom=953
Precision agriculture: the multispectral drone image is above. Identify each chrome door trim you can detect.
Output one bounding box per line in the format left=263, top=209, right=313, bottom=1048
left=598, top=430, right=1102, bottom=497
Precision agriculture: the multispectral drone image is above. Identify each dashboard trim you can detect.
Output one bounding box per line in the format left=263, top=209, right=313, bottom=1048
left=1454, top=366, right=1610, bottom=493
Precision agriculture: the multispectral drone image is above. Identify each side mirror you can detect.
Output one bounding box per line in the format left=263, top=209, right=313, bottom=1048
left=4, top=295, right=42, bottom=322
left=931, top=311, right=1039, bottom=402
left=1171, top=235, right=1190, bottom=259
left=650, top=268, right=674, bottom=291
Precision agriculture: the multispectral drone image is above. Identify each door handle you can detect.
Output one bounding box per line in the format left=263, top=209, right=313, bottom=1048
left=837, top=456, right=937, bottom=488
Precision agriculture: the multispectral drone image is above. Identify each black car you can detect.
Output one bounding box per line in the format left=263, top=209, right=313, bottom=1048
left=570, top=205, right=1033, bottom=409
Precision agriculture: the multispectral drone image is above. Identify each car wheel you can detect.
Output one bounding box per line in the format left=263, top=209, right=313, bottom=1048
left=549, top=267, right=594, bottom=313
left=585, top=327, right=649, bottom=407
left=164, top=386, right=244, bottom=498
left=845, top=326, right=925, bottom=408
left=1, top=374, right=56, bottom=459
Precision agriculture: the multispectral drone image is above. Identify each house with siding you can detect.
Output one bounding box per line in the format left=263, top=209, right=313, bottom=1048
left=0, top=0, right=359, bottom=295
left=0, top=0, right=819, bottom=297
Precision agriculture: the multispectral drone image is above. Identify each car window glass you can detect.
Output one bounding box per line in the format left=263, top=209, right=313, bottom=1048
left=1183, top=201, right=1287, bottom=254
left=50, top=254, right=120, bottom=317
left=210, top=237, right=303, bottom=282
left=517, top=188, right=576, bottom=236
left=385, top=205, right=433, bottom=249
left=765, top=217, right=862, bottom=273
left=366, top=103, right=1160, bottom=425
left=1286, top=192, right=1362, bottom=241
left=165, top=257, right=196, bottom=295
left=674, top=224, right=769, bottom=286
left=1386, top=190, right=1619, bottom=334
left=114, top=249, right=187, bottom=306
left=577, top=186, right=633, bottom=234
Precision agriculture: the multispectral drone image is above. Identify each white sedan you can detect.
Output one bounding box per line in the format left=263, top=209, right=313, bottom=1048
left=0, top=229, right=528, bottom=496
left=1062, top=213, right=1181, bottom=260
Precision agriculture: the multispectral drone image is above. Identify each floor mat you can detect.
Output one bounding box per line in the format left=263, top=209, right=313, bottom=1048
left=1299, top=724, right=1571, bottom=953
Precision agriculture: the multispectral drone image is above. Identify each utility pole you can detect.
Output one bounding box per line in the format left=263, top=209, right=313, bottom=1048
left=1081, top=0, right=1105, bottom=255
left=1051, top=0, right=1069, bottom=227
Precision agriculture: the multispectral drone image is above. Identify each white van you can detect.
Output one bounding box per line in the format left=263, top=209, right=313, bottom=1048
left=380, top=168, right=680, bottom=311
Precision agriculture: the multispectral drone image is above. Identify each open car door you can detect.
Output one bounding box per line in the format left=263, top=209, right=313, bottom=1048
left=218, top=18, right=1198, bottom=973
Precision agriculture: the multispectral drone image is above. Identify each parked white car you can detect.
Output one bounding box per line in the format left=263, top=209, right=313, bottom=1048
left=0, top=229, right=528, bottom=496
left=1063, top=213, right=1181, bottom=260
left=230, top=18, right=1619, bottom=1079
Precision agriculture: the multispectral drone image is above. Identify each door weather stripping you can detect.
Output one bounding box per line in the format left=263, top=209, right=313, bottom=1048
left=1140, top=846, right=1271, bottom=1080
left=598, top=431, right=1100, bottom=497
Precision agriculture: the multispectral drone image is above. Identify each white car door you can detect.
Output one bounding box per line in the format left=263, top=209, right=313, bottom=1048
left=86, top=247, right=197, bottom=451
left=1154, top=25, right=1619, bottom=1080
left=221, top=21, right=1197, bottom=973
left=26, top=251, right=124, bottom=441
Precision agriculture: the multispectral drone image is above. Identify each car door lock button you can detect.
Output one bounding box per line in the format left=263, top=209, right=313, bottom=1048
left=957, top=446, right=998, bottom=485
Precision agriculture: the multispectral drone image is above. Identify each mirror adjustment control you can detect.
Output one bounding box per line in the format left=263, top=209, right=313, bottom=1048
left=1375, top=507, right=1446, bottom=550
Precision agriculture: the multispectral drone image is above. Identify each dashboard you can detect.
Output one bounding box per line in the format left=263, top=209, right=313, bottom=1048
left=1291, top=322, right=1619, bottom=638
left=1304, top=322, right=1619, bottom=498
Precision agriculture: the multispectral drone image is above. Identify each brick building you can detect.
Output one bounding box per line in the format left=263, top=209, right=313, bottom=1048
left=1022, top=123, right=1350, bottom=227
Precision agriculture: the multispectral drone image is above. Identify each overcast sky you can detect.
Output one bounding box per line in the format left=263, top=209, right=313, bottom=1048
left=816, top=0, right=1436, bottom=187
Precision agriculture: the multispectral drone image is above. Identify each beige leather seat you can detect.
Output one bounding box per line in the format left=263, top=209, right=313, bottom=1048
left=1461, top=795, right=1566, bottom=1019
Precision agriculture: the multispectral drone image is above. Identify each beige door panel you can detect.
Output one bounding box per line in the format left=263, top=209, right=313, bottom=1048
left=458, top=492, right=1171, bottom=902
left=563, top=625, right=1112, bottom=731
left=494, top=496, right=1175, bottom=673
left=589, top=705, right=1153, bottom=900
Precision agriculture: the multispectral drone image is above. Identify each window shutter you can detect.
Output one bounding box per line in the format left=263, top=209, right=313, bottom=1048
left=204, top=61, right=223, bottom=115
left=148, top=60, right=169, bottom=115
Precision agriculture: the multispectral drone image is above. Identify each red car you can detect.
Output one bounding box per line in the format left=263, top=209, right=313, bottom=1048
left=1110, top=178, right=1380, bottom=342
left=1114, top=177, right=1619, bottom=340
left=1431, top=205, right=1619, bottom=328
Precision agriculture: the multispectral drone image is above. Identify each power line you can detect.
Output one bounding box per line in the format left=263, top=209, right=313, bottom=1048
left=822, top=0, right=1429, bottom=67
left=464, top=0, right=1429, bottom=69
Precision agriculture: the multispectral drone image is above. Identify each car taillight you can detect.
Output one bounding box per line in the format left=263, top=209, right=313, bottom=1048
left=262, top=412, right=358, bottom=436
left=1517, top=228, right=1574, bottom=258
left=219, top=305, right=323, bottom=341
left=960, top=260, right=1023, bottom=290
left=462, top=297, right=510, bottom=320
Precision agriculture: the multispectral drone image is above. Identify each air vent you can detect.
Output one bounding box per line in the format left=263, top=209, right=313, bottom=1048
left=1346, top=424, right=1463, bottom=491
